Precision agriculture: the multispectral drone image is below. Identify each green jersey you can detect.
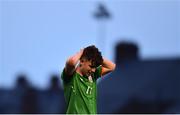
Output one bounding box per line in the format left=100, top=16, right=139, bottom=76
left=61, top=66, right=102, bottom=114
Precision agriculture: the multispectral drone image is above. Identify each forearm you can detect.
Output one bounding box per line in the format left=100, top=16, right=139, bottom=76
left=102, top=57, right=116, bottom=71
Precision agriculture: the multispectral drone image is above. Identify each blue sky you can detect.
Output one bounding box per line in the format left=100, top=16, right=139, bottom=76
left=0, top=0, right=179, bottom=88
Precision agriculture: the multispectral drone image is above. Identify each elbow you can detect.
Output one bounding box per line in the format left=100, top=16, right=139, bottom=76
left=111, top=63, right=116, bottom=71
left=66, top=57, right=77, bottom=66
left=108, top=63, right=116, bottom=72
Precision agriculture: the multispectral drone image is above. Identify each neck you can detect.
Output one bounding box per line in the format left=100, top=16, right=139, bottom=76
left=76, top=65, right=83, bottom=76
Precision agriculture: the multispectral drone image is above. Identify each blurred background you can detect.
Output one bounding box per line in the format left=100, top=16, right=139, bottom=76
left=0, top=0, right=180, bottom=113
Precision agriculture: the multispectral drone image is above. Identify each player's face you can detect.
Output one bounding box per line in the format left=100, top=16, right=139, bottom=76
left=80, top=59, right=96, bottom=77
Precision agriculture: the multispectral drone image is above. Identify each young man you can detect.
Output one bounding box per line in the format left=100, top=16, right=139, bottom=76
left=61, top=45, right=116, bottom=114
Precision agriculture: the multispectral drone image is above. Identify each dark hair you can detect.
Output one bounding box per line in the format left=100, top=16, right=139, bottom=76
left=80, top=45, right=103, bottom=67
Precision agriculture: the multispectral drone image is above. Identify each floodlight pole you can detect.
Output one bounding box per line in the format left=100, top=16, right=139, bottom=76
left=93, top=3, right=111, bottom=55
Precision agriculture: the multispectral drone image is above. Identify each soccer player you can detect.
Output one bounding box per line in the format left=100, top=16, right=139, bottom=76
left=61, top=45, right=116, bottom=114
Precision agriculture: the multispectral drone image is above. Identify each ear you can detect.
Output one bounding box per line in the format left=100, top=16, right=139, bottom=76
left=79, top=59, right=84, bottom=66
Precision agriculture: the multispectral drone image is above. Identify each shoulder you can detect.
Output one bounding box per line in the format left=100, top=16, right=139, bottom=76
left=93, top=66, right=102, bottom=80
left=61, top=68, right=75, bottom=84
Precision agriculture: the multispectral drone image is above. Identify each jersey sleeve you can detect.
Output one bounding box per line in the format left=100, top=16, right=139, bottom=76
left=94, top=66, right=102, bottom=80
left=61, top=68, right=72, bottom=84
